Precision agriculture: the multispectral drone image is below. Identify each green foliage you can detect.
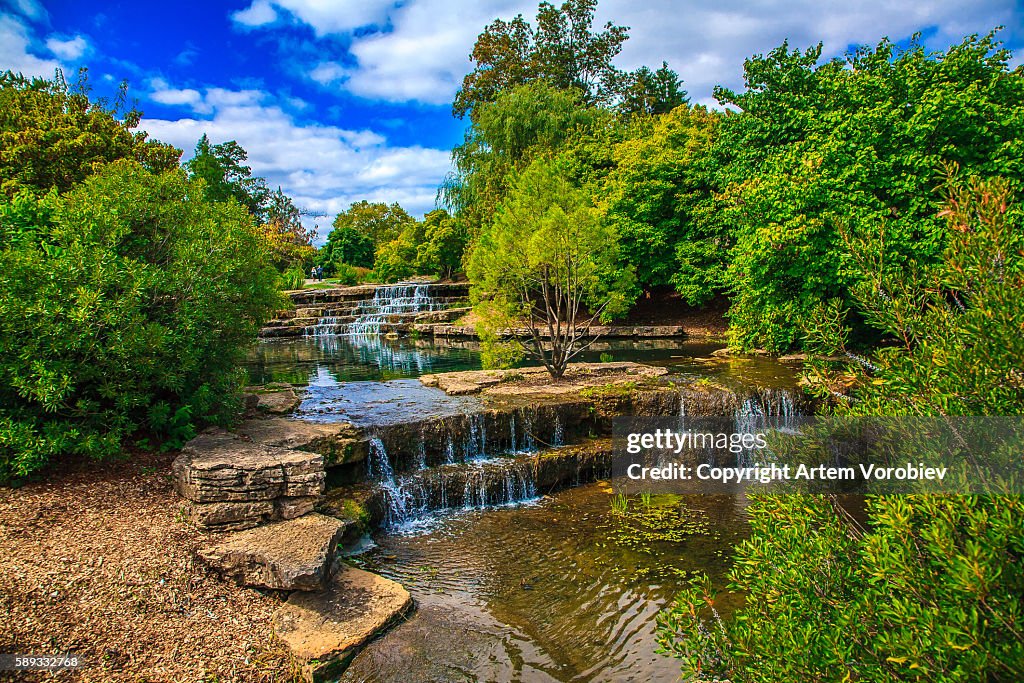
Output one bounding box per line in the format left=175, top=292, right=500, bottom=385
left=331, top=200, right=414, bottom=248
left=280, top=266, right=306, bottom=291
left=467, top=157, right=636, bottom=378
left=715, top=33, right=1024, bottom=352
left=657, top=178, right=1024, bottom=682
left=454, top=0, right=629, bottom=118
left=601, top=104, right=723, bottom=295
left=0, top=160, right=281, bottom=483
left=414, top=209, right=468, bottom=279
left=320, top=226, right=375, bottom=273
left=185, top=134, right=269, bottom=218
left=616, top=62, right=689, bottom=117
left=0, top=69, right=180, bottom=198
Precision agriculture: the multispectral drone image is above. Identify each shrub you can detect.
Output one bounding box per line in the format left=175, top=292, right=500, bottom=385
left=0, top=160, right=281, bottom=483
left=280, top=266, right=306, bottom=290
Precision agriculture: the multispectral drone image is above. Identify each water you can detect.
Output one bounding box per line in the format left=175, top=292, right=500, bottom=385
left=245, top=336, right=803, bottom=388
left=343, top=483, right=751, bottom=683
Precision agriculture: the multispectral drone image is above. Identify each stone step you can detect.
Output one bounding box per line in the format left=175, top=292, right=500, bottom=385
left=273, top=565, right=413, bottom=681
left=197, top=513, right=346, bottom=591
left=172, top=429, right=325, bottom=530
left=235, top=417, right=368, bottom=466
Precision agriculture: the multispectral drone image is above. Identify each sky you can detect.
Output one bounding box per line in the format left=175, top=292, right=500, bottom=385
left=2, top=0, right=1023, bottom=243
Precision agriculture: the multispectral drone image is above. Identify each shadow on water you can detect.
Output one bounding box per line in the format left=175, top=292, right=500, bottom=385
left=344, top=483, right=751, bottom=683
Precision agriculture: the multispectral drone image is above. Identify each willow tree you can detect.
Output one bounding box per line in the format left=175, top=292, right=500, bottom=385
left=467, top=157, right=636, bottom=378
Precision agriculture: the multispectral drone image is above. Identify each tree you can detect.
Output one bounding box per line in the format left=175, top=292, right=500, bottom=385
left=0, top=69, right=180, bottom=197
left=0, top=160, right=281, bottom=483
left=320, top=226, right=374, bottom=272
left=261, top=187, right=315, bottom=271
left=712, top=32, right=1024, bottom=352
left=184, top=134, right=269, bottom=219
left=453, top=0, right=629, bottom=119
left=444, top=82, right=603, bottom=240
left=416, top=209, right=468, bottom=279
left=467, top=157, right=636, bottom=378
left=656, top=176, right=1024, bottom=682
left=331, top=200, right=414, bottom=248
left=601, top=104, right=722, bottom=296
left=617, top=62, right=688, bottom=117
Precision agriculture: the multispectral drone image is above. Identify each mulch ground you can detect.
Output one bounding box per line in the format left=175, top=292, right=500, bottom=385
left=0, top=451, right=302, bottom=682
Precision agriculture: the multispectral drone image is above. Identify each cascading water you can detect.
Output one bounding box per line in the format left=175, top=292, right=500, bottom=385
left=305, top=283, right=443, bottom=337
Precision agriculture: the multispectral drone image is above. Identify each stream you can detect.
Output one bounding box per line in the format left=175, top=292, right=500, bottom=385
left=243, top=327, right=805, bottom=682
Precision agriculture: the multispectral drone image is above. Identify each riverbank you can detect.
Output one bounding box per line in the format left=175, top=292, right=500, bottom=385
left=0, top=451, right=300, bottom=683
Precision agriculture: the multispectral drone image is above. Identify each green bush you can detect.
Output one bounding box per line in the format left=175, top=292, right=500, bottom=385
left=333, top=263, right=360, bottom=285
left=280, top=266, right=306, bottom=290
left=0, top=160, right=281, bottom=483
left=657, top=176, right=1024, bottom=682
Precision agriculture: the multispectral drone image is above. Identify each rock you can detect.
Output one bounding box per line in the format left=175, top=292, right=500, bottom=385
left=235, top=418, right=368, bottom=465
left=197, top=513, right=346, bottom=591
left=173, top=430, right=324, bottom=503
left=244, top=383, right=301, bottom=414
left=421, top=362, right=668, bottom=397
left=273, top=566, right=413, bottom=681
left=172, top=429, right=325, bottom=529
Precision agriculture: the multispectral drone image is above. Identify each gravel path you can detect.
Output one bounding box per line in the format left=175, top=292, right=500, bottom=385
left=0, top=452, right=302, bottom=682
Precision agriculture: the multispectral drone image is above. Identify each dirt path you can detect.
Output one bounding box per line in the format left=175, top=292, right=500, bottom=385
left=0, top=452, right=301, bottom=682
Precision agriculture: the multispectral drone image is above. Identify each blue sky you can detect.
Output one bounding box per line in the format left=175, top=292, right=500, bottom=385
left=2, top=0, right=1022, bottom=243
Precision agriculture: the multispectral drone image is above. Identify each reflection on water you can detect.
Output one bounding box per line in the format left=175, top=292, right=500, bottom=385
left=245, top=335, right=803, bottom=389
left=345, top=483, right=751, bottom=683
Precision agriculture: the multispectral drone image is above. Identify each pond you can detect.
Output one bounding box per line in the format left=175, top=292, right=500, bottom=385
left=343, top=483, right=751, bottom=683
left=245, top=335, right=802, bottom=389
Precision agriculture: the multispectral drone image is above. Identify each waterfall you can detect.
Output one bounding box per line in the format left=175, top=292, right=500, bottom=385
left=304, top=283, right=441, bottom=337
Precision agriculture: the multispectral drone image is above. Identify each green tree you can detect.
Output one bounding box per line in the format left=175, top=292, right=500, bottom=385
left=0, top=69, right=179, bottom=197
left=184, top=134, right=270, bottom=219
left=657, top=176, right=1024, bottom=682
left=444, top=82, right=603, bottom=240
left=416, top=209, right=468, bottom=279
left=616, top=62, right=688, bottom=117
left=601, top=104, right=722, bottom=296
left=453, top=0, right=629, bottom=119
left=331, top=200, right=414, bottom=248
left=713, top=32, right=1024, bottom=352
left=320, top=226, right=375, bottom=272
left=0, top=160, right=281, bottom=483
left=467, top=157, right=636, bottom=378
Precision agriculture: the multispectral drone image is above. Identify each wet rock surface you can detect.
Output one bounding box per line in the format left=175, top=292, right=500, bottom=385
left=244, top=383, right=302, bottom=414
left=273, top=565, right=413, bottom=681
left=197, top=512, right=346, bottom=590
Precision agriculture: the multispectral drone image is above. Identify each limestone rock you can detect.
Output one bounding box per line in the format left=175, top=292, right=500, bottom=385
left=173, top=430, right=324, bottom=504
left=273, top=565, right=413, bottom=681
left=244, top=383, right=302, bottom=414
left=197, top=513, right=346, bottom=591
left=235, top=418, right=368, bottom=465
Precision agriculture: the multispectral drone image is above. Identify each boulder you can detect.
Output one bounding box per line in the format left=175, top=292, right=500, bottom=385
left=197, top=513, right=346, bottom=591
left=273, top=565, right=413, bottom=681
left=172, top=429, right=325, bottom=529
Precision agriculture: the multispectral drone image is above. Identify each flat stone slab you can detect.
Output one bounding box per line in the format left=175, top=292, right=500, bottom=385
left=197, top=513, right=345, bottom=590
left=420, top=362, right=668, bottom=396
left=235, top=418, right=367, bottom=465
left=244, top=383, right=301, bottom=414
left=273, top=565, right=413, bottom=680
left=173, top=429, right=325, bottom=504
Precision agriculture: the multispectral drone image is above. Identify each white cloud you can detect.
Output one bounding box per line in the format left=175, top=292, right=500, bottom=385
left=231, top=0, right=278, bottom=28
left=140, top=86, right=451, bottom=244
left=234, top=0, right=395, bottom=35
left=0, top=15, right=60, bottom=78
left=244, top=0, right=1022, bottom=105
left=45, top=34, right=88, bottom=61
